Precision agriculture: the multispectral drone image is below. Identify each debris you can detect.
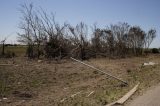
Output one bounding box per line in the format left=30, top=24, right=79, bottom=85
left=17, top=82, right=21, bottom=85
left=22, top=100, right=25, bottom=102
left=106, top=102, right=116, bottom=106
left=63, top=87, right=69, bottom=91
left=3, top=98, right=8, bottom=100
left=38, top=60, right=42, bottom=63
left=106, top=83, right=140, bottom=106
left=60, top=91, right=82, bottom=103
left=143, top=62, right=158, bottom=66
left=60, top=98, right=67, bottom=103
left=87, top=91, right=94, bottom=97
left=70, top=57, right=128, bottom=85
left=71, top=91, right=82, bottom=98
left=116, top=82, right=140, bottom=104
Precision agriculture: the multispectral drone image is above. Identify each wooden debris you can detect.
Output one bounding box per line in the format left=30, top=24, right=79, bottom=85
left=87, top=91, right=94, bottom=97
left=116, top=82, right=140, bottom=104
left=3, top=98, right=8, bottom=100
left=143, top=62, right=158, bottom=66
left=60, top=91, right=82, bottom=103
left=106, top=83, right=140, bottom=106
left=71, top=91, right=82, bottom=98
left=38, top=60, right=42, bottom=63
left=60, top=98, right=67, bottom=103
left=105, top=102, right=117, bottom=106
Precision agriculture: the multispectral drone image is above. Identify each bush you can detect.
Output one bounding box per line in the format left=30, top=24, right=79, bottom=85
left=144, top=49, right=152, bottom=54
left=4, top=51, right=15, bottom=58
left=152, top=48, right=159, bottom=54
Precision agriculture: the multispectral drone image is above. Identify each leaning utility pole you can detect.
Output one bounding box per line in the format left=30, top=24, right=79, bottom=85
left=70, top=57, right=128, bottom=85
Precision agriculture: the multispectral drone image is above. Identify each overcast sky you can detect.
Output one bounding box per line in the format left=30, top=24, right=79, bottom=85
left=0, top=0, right=160, bottom=47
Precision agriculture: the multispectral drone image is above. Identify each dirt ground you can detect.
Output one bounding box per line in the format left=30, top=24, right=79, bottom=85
left=0, top=54, right=160, bottom=106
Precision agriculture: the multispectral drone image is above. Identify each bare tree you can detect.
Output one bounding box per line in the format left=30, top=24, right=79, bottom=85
left=91, top=24, right=103, bottom=57
left=39, top=12, right=68, bottom=58
left=128, top=26, right=146, bottom=55
left=68, top=22, right=89, bottom=60
left=145, top=29, right=156, bottom=49
left=18, top=3, right=70, bottom=59
left=17, top=4, right=157, bottom=59
left=98, top=23, right=130, bottom=58
left=18, top=3, right=35, bottom=58
left=0, top=33, right=12, bottom=56
left=110, top=23, right=130, bottom=57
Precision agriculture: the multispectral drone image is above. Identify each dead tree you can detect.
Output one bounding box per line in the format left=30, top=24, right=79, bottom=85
left=39, top=11, right=68, bottom=59
left=128, top=26, right=146, bottom=55
left=18, top=4, right=48, bottom=58
left=0, top=33, right=12, bottom=56
left=145, top=29, right=156, bottom=50
left=18, top=4, right=35, bottom=58
left=91, top=24, right=104, bottom=57
left=68, top=22, right=89, bottom=60
left=17, top=4, right=157, bottom=60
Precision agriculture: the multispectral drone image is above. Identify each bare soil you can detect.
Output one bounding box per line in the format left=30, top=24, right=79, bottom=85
left=0, top=54, right=160, bottom=106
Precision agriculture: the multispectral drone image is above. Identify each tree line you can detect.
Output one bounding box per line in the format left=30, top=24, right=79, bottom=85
left=17, top=4, right=157, bottom=60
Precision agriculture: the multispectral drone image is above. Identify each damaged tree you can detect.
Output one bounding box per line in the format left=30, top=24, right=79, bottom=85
left=68, top=22, right=89, bottom=60
left=91, top=24, right=104, bottom=57
left=18, top=3, right=157, bottom=60
left=39, top=11, right=68, bottom=59
left=18, top=4, right=38, bottom=58
left=18, top=3, right=67, bottom=59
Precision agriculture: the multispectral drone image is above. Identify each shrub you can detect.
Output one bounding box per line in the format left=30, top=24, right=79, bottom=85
left=5, top=51, right=15, bottom=58
left=152, top=48, right=159, bottom=54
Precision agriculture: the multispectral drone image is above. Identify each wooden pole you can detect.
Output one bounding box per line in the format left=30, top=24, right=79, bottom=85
left=70, top=57, right=128, bottom=85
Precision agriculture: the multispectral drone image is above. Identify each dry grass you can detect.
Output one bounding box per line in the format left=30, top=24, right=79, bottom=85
left=0, top=54, right=160, bottom=106
left=0, top=45, right=26, bottom=57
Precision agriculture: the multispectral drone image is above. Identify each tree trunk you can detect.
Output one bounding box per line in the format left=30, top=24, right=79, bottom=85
left=2, top=43, right=5, bottom=55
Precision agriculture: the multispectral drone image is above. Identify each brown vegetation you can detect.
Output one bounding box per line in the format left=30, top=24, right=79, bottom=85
left=0, top=55, right=160, bottom=105
left=0, top=3, right=159, bottom=106
left=16, top=4, right=157, bottom=60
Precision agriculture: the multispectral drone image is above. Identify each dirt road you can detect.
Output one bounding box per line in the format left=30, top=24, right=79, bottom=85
left=128, top=85, right=160, bottom=106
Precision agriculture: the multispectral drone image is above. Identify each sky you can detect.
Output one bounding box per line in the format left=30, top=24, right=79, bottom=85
left=0, top=0, right=160, bottom=47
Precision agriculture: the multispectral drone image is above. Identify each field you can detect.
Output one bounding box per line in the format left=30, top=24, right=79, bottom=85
left=0, top=53, right=160, bottom=106
left=0, top=45, right=27, bottom=56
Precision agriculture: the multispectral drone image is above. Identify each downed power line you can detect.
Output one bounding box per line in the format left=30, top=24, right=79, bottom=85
left=70, top=57, right=128, bottom=85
